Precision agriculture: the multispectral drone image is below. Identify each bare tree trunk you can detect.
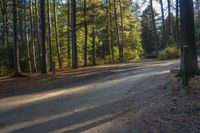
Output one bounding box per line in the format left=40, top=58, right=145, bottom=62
left=160, top=0, right=167, bottom=48
left=24, top=0, right=32, bottom=72
left=119, top=0, right=124, bottom=61
left=92, top=0, right=96, bottom=65
left=109, top=0, right=114, bottom=61
left=34, top=0, right=41, bottom=69
left=47, top=0, right=53, bottom=71
left=53, top=0, right=62, bottom=68
left=67, top=0, right=71, bottom=62
left=167, top=0, right=171, bottom=44
left=71, top=0, right=78, bottom=69
left=106, top=0, right=111, bottom=56
left=13, top=0, right=22, bottom=76
left=83, top=0, right=88, bottom=66
left=176, top=0, right=180, bottom=48
left=150, top=0, right=159, bottom=55
left=113, top=0, right=121, bottom=61
left=180, top=0, right=199, bottom=77
left=40, top=0, right=48, bottom=73
left=29, top=0, right=37, bottom=72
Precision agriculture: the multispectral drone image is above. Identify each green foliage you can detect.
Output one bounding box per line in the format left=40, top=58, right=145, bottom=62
left=158, top=45, right=180, bottom=60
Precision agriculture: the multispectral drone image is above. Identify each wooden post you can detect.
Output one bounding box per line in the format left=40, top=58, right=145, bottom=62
left=183, top=45, right=188, bottom=86
left=52, top=62, right=56, bottom=78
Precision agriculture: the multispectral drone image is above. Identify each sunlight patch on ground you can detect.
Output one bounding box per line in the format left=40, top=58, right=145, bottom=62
left=0, top=78, right=127, bottom=113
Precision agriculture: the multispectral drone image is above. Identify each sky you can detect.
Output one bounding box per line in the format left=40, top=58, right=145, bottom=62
left=132, top=0, right=177, bottom=16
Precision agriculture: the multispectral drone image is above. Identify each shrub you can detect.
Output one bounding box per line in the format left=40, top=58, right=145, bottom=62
left=158, top=45, right=180, bottom=60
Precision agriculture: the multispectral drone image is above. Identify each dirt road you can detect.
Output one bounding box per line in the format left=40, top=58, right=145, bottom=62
left=0, top=60, right=180, bottom=133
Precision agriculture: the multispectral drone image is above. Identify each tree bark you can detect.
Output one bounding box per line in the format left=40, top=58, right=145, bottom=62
left=24, top=0, right=32, bottom=72
left=160, top=0, right=167, bottom=48
left=47, top=0, right=53, bottom=71
left=113, top=0, right=121, bottom=61
left=180, top=0, right=199, bottom=77
left=83, top=0, right=88, bottom=66
left=71, top=0, right=78, bottom=69
left=40, top=0, right=48, bottom=73
left=53, top=0, right=62, bottom=68
left=34, top=0, right=41, bottom=68
left=29, top=0, right=37, bottom=72
left=150, top=0, right=159, bottom=55
left=13, top=0, right=22, bottom=76
left=119, top=0, right=124, bottom=61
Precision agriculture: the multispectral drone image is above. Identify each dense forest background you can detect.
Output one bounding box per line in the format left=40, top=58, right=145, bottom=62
left=0, top=0, right=199, bottom=76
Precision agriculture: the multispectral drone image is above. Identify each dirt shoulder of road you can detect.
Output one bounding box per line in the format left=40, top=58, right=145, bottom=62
left=125, top=75, right=200, bottom=132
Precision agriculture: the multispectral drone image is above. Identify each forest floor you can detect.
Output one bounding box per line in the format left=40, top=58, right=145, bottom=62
left=0, top=59, right=200, bottom=133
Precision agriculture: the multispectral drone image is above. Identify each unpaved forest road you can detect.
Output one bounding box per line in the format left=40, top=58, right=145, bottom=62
left=0, top=60, right=180, bottom=133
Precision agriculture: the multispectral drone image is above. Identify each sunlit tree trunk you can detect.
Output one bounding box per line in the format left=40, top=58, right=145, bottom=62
left=67, top=0, right=71, bottom=62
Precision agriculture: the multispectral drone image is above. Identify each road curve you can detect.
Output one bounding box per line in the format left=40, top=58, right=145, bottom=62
left=0, top=60, right=179, bottom=133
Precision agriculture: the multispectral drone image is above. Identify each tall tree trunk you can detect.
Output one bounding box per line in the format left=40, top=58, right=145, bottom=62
left=92, top=0, right=96, bottom=65
left=53, top=0, right=62, bottom=68
left=150, top=0, right=159, bottom=55
left=13, top=0, right=22, bottom=76
left=167, top=0, right=171, bottom=44
left=71, top=0, right=78, bottom=69
left=34, top=0, right=41, bottom=69
left=180, top=0, right=199, bottom=77
left=109, top=0, right=114, bottom=60
left=160, top=0, right=167, bottom=48
left=119, top=0, right=124, bottom=61
left=67, top=0, right=71, bottom=62
left=176, top=0, right=180, bottom=48
left=106, top=0, right=111, bottom=57
left=24, top=0, right=32, bottom=72
left=47, top=0, right=53, bottom=71
left=113, top=0, right=121, bottom=61
left=40, top=0, right=48, bottom=73
left=83, top=0, right=88, bottom=66
left=29, top=0, right=37, bottom=72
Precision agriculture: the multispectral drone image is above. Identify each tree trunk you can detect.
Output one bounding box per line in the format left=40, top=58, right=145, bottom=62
left=34, top=0, right=41, bottom=69
left=53, top=0, right=62, bottom=68
left=29, top=0, right=37, bottom=72
left=47, top=0, right=53, bottom=71
left=150, top=0, right=159, bottom=55
left=24, top=0, right=32, bottom=72
left=109, top=0, right=114, bottom=60
left=113, top=0, right=121, bottom=61
left=176, top=0, right=180, bottom=48
left=119, top=0, right=124, bottom=61
left=40, top=0, right=48, bottom=73
left=67, top=0, right=71, bottom=62
left=13, top=0, right=22, bottom=76
left=167, top=0, right=171, bottom=44
left=83, top=0, right=88, bottom=66
left=180, top=0, right=199, bottom=77
left=71, top=0, right=78, bottom=69
left=160, top=0, right=167, bottom=48
left=92, top=0, right=96, bottom=65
